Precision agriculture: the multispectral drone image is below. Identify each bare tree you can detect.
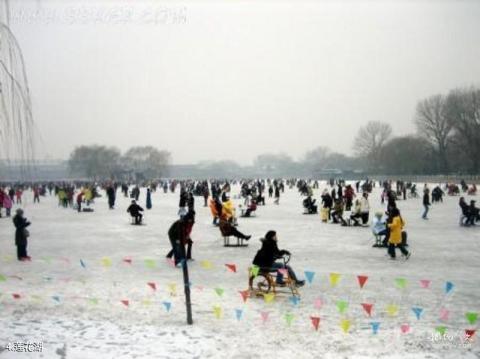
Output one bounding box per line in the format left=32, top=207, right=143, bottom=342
left=414, top=94, right=452, bottom=173
left=353, top=121, right=392, bottom=171
left=123, top=146, right=171, bottom=179
left=68, top=145, right=121, bottom=179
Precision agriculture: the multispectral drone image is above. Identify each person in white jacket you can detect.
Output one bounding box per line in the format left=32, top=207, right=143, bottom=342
left=360, top=192, right=370, bottom=225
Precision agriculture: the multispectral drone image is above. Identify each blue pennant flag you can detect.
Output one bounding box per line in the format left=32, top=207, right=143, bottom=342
left=304, top=271, right=315, bottom=284
left=371, top=322, right=380, bottom=335
left=445, top=281, right=454, bottom=294
left=412, top=307, right=423, bottom=320
left=80, top=259, right=86, bottom=268
left=235, top=309, right=243, bottom=321
left=289, top=296, right=301, bottom=306
left=162, top=301, right=172, bottom=312
left=52, top=296, right=61, bottom=303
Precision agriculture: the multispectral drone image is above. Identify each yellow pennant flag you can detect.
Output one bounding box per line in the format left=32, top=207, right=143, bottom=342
left=201, top=260, right=213, bottom=269
left=101, top=257, right=112, bottom=267
left=168, top=283, right=177, bottom=295
left=386, top=304, right=399, bottom=317
left=142, top=299, right=152, bottom=306
left=31, top=295, right=43, bottom=302
left=213, top=305, right=222, bottom=319
left=2, top=255, right=13, bottom=263
left=329, top=273, right=341, bottom=287
left=264, top=293, right=275, bottom=303
left=340, top=319, right=351, bottom=333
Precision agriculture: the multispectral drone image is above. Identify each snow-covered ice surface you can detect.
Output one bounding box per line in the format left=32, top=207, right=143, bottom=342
left=0, top=182, right=479, bottom=359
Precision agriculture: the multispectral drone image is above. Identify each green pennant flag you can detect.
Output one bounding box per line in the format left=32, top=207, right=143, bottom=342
left=215, top=288, right=224, bottom=297
left=466, top=312, right=478, bottom=325
left=89, top=298, right=99, bottom=305
left=0, top=274, right=6, bottom=282
left=144, top=259, right=156, bottom=269
left=395, top=278, right=407, bottom=289
left=250, top=265, right=260, bottom=277
left=336, top=300, right=348, bottom=314
left=285, top=313, right=294, bottom=326
left=435, top=326, right=447, bottom=335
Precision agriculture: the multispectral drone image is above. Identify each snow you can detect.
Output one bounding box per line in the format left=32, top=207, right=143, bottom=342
left=0, top=182, right=479, bottom=359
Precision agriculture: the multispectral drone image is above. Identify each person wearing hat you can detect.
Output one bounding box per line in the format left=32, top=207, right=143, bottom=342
left=13, top=208, right=31, bottom=261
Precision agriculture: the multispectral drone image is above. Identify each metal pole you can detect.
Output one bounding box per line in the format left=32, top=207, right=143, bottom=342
left=181, top=258, right=193, bottom=325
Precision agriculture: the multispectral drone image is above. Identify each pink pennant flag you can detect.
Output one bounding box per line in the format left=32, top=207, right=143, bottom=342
left=361, top=303, right=373, bottom=317
left=147, top=282, right=156, bottom=291
left=123, top=257, right=132, bottom=264
left=314, top=298, right=323, bottom=310
left=121, top=300, right=129, bottom=307
left=400, top=324, right=410, bottom=334
left=310, top=316, right=320, bottom=331
left=261, top=312, right=269, bottom=323
left=357, top=275, right=368, bottom=289
left=225, top=264, right=237, bottom=273
left=239, top=290, right=249, bottom=303
left=420, top=280, right=431, bottom=289
left=440, top=308, right=449, bottom=321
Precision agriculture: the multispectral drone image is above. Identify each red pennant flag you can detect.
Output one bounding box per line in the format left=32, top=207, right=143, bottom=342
left=465, top=329, right=476, bottom=339
left=12, top=293, right=21, bottom=299
left=239, top=290, right=249, bottom=303
left=361, top=303, right=373, bottom=317
left=419, top=279, right=431, bottom=288
left=310, top=316, right=320, bottom=331
left=225, top=264, right=237, bottom=273
left=357, top=275, right=368, bottom=289
left=121, top=300, right=129, bottom=307
left=123, top=258, right=132, bottom=264
left=147, top=282, right=156, bottom=291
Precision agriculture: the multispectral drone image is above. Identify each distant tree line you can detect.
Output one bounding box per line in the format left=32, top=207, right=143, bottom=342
left=68, top=145, right=171, bottom=180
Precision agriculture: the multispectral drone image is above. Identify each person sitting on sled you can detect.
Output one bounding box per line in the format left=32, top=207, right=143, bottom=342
left=252, top=230, right=305, bottom=287
left=127, top=200, right=144, bottom=224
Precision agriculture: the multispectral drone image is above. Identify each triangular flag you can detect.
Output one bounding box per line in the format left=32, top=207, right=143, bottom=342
left=89, top=298, right=98, bottom=305
left=445, top=281, right=454, bottom=294
left=225, top=264, right=237, bottom=273
left=144, top=259, right=156, bottom=269
left=314, top=298, right=323, bottom=310
left=395, top=278, right=407, bottom=289
left=123, top=257, right=132, bottom=264
left=371, top=322, right=380, bottom=335
left=52, top=296, right=60, bottom=303
left=336, top=300, right=348, bottom=314
left=435, top=326, right=447, bottom=335
left=329, top=273, right=341, bottom=287
left=304, top=271, right=315, bottom=284
left=80, top=259, right=86, bottom=268
left=419, top=279, right=431, bottom=289
left=357, top=275, right=368, bottom=289
left=162, top=301, right=172, bottom=312
left=440, top=308, right=449, bottom=321
left=310, top=316, right=320, bottom=331
left=278, top=268, right=288, bottom=277
left=386, top=304, right=399, bottom=317
left=466, top=312, right=478, bottom=325
left=340, top=319, right=351, bottom=333
left=0, top=274, right=6, bottom=282
left=235, top=308, right=243, bottom=321
left=168, top=283, right=177, bottom=295
left=361, top=303, right=373, bottom=317
left=264, top=293, right=275, bottom=303
left=465, top=329, right=476, bottom=339
left=239, top=290, right=249, bottom=303
left=215, top=288, right=224, bottom=297
left=142, top=299, right=152, bottom=306
left=400, top=324, right=410, bottom=334
left=250, top=265, right=260, bottom=277
left=12, top=293, right=21, bottom=299
left=201, top=260, right=213, bottom=269
left=147, top=282, right=156, bottom=291
left=289, top=296, right=300, bottom=306
left=101, top=257, right=112, bottom=267
left=412, top=307, right=424, bottom=320
left=31, top=295, right=42, bottom=302
left=285, top=313, right=294, bottom=326
left=261, top=312, right=269, bottom=323
left=121, top=300, right=129, bottom=307
left=213, top=305, right=222, bottom=319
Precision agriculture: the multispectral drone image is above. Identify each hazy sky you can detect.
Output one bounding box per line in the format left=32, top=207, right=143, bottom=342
left=9, top=0, right=480, bottom=164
